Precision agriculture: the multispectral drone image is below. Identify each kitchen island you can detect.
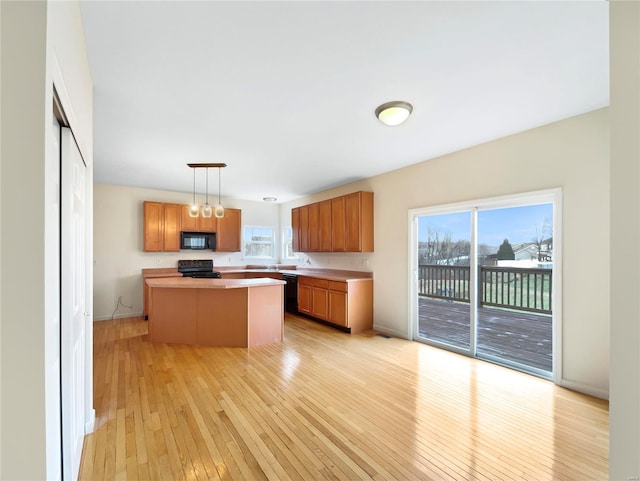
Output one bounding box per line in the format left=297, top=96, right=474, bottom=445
left=145, top=276, right=285, bottom=347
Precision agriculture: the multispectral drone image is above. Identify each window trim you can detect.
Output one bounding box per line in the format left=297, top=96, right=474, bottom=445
left=281, top=226, right=296, bottom=260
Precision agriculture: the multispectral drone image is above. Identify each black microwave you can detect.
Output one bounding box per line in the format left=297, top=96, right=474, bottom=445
left=180, top=231, right=216, bottom=250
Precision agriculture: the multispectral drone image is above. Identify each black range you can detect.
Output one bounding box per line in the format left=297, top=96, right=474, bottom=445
left=177, top=259, right=221, bottom=278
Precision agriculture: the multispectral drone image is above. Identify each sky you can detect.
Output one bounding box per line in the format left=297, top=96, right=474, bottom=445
left=417, top=203, right=553, bottom=248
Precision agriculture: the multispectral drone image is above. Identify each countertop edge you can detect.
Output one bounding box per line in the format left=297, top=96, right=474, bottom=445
left=145, top=277, right=285, bottom=289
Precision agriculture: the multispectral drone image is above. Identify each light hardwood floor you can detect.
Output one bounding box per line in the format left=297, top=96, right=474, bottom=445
left=80, top=314, right=609, bottom=480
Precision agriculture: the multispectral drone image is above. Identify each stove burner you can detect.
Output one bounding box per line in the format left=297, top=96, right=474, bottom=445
left=177, top=259, right=220, bottom=278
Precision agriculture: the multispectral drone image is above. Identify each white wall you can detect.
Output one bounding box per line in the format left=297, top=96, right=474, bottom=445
left=609, top=2, right=640, bottom=479
left=281, top=108, right=610, bottom=398
left=0, top=1, right=92, bottom=479
left=93, top=184, right=280, bottom=320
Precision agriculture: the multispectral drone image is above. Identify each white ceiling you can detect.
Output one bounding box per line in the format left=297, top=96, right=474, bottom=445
left=80, top=1, right=609, bottom=204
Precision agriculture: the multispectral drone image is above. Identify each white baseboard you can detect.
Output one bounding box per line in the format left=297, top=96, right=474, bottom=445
left=372, top=323, right=409, bottom=340
left=85, top=408, right=96, bottom=434
left=93, top=310, right=144, bottom=321
left=560, top=378, right=609, bottom=400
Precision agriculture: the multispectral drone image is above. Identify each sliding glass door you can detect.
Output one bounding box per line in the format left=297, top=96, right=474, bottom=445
left=411, top=190, right=559, bottom=379
left=475, top=204, right=553, bottom=375
left=416, top=211, right=472, bottom=352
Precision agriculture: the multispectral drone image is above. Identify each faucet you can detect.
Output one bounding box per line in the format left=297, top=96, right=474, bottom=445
left=267, top=264, right=278, bottom=271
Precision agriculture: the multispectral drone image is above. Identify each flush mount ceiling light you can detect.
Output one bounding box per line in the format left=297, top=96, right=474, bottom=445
left=186, top=163, right=227, bottom=218
left=263, top=197, right=277, bottom=202
left=375, top=100, right=413, bottom=126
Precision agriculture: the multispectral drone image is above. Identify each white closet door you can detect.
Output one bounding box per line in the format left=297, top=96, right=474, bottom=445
left=61, top=127, right=86, bottom=481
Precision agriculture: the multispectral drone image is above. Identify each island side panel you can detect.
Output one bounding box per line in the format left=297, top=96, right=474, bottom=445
left=346, top=279, right=374, bottom=334
left=248, top=284, right=284, bottom=347
left=149, top=287, right=198, bottom=344
left=197, top=288, right=249, bottom=347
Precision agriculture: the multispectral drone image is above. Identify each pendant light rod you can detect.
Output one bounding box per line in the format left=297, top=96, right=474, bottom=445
left=188, top=165, right=200, bottom=217
left=186, top=163, right=225, bottom=219
left=205, top=167, right=209, bottom=204
left=217, top=166, right=221, bottom=205
left=192, top=168, right=196, bottom=204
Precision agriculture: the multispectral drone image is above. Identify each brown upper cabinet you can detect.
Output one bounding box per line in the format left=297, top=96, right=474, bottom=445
left=308, top=202, right=320, bottom=252
left=292, top=191, right=373, bottom=253
left=180, top=205, right=217, bottom=232
left=299, top=205, right=309, bottom=252
left=345, top=191, right=373, bottom=252
left=144, top=201, right=182, bottom=252
left=143, top=201, right=241, bottom=252
left=319, top=199, right=332, bottom=251
left=292, top=207, right=300, bottom=252
left=143, top=201, right=164, bottom=252
left=216, top=208, right=241, bottom=252
left=331, top=196, right=346, bottom=252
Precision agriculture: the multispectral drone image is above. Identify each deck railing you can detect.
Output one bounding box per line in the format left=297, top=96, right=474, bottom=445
left=418, top=264, right=552, bottom=315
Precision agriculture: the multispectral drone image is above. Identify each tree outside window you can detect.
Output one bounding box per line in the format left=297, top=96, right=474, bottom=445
left=244, top=226, right=274, bottom=258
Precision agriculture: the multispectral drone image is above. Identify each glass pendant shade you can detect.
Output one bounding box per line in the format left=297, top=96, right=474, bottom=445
left=188, top=203, right=199, bottom=218
left=189, top=168, right=200, bottom=217
left=201, top=167, right=212, bottom=218
left=214, top=166, right=225, bottom=218
left=201, top=203, right=213, bottom=218
left=214, top=203, right=225, bottom=218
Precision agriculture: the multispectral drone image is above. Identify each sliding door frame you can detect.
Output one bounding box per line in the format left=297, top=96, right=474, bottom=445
left=408, top=188, right=563, bottom=384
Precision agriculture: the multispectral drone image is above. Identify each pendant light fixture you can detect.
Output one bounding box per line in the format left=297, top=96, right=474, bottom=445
left=375, top=100, right=413, bottom=126
left=201, top=167, right=213, bottom=218
left=188, top=167, right=199, bottom=217
left=214, top=165, right=225, bottom=218
left=186, top=163, right=227, bottom=219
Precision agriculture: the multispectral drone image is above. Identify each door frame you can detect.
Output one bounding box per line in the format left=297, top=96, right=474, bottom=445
left=408, top=188, right=563, bottom=384
left=52, top=67, right=94, bottom=478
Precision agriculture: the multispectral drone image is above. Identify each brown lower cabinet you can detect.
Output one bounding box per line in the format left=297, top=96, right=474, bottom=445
left=297, top=276, right=373, bottom=333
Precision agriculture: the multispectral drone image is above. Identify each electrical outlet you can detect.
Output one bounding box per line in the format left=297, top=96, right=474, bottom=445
left=156, top=258, right=161, bottom=264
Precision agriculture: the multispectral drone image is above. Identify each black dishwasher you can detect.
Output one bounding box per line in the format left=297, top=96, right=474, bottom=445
left=282, top=273, right=298, bottom=314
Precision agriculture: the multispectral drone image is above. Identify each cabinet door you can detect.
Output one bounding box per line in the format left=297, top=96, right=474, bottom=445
left=291, top=207, right=300, bottom=252
left=345, top=192, right=362, bottom=252
left=216, top=208, right=241, bottom=251
left=308, top=202, right=320, bottom=252
left=331, top=196, right=346, bottom=252
left=181, top=205, right=217, bottom=232
left=345, top=191, right=374, bottom=252
left=319, top=199, right=332, bottom=252
left=220, top=272, right=246, bottom=279
left=298, top=280, right=312, bottom=314
left=311, top=286, right=328, bottom=320
left=143, top=201, right=163, bottom=252
left=328, top=289, right=348, bottom=327
left=180, top=204, right=199, bottom=231
left=199, top=214, right=217, bottom=232
left=299, top=205, right=309, bottom=252
left=163, top=204, right=182, bottom=252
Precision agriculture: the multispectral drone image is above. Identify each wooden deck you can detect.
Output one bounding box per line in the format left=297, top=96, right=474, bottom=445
left=418, top=297, right=552, bottom=372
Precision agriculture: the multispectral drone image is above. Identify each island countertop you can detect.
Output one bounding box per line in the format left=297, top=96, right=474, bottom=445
left=145, top=276, right=285, bottom=289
